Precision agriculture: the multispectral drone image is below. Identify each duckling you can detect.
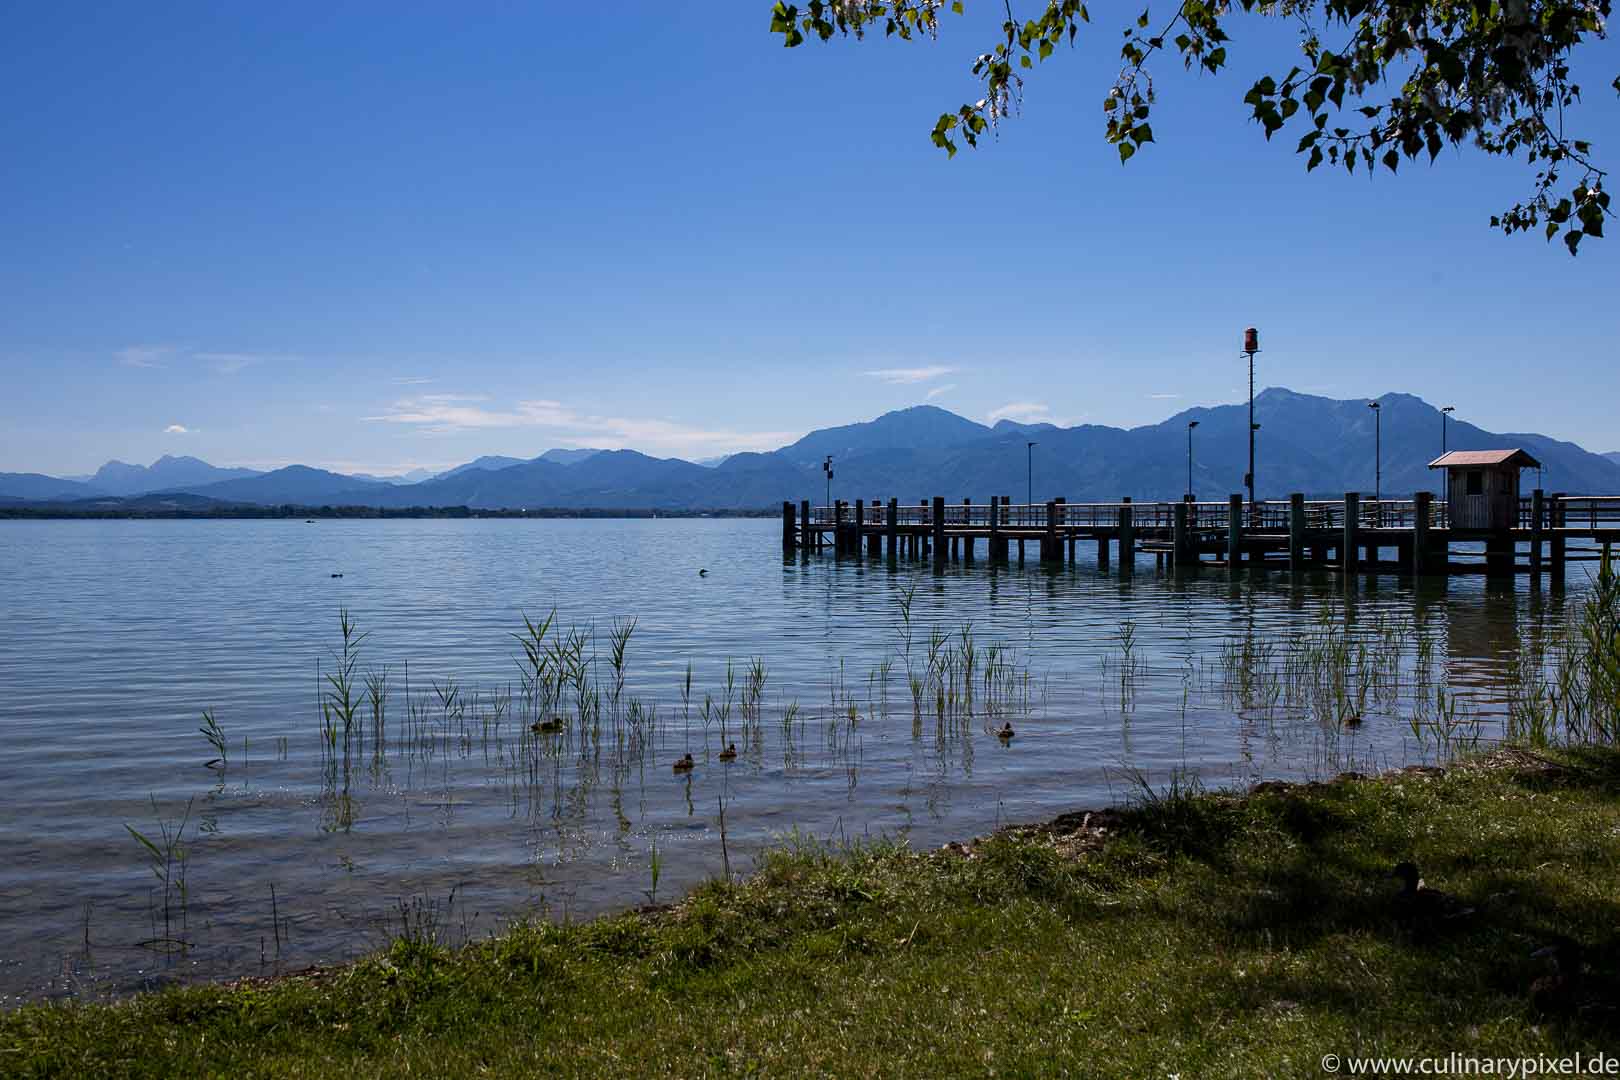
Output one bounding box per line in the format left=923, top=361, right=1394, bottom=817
left=717, top=743, right=738, bottom=762
left=996, top=722, right=1015, bottom=741
left=672, top=753, right=695, bottom=773
left=531, top=716, right=564, bottom=735
left=331, top=572, right=344, bottom=578
left=1342, top=711, right=1364, bottom=729
left=1391, top=861, right=1475, bottom=921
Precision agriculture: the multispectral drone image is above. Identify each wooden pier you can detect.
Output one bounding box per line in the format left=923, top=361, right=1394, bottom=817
left=780, top=492, right=1620, bottom=586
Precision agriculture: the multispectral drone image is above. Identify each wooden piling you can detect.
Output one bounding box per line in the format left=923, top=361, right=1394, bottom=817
left=1098, top=536, right=1110, bottom=570
left=1412, top=491, right=1431, bottom=576
left=854, top=499, right=865, bottom=558
left=1227, top=494, right=1243, bottom=570
left=782, top=501, right=795, bottom=554
left=932, top=496, right=946, bottom=570
left=1550, top=494, right=1566, bottom=588
left=800, top=500, right=811, bottom=552
left=1172, top=500, right=1189, bottom=569
left=962, top=498, right=973, bottom=562
left=1343, top=492, right=1359, bottom=575
left=1288, top=493, right=1305, bottom=571
left=1119, top=501, right=1135, bottom=578
left=1530, top=489, right=1544, bottom=577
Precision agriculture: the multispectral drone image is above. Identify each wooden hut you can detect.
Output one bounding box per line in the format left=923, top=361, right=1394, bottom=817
left=1427, top=449, right=1540, bottom=530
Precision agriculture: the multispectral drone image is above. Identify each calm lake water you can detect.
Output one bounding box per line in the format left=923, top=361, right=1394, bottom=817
left=0, top=518, right=1585, bottom=1002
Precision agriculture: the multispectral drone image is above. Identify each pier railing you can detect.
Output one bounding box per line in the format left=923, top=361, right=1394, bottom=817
left=805, top=494, right=1620, bottom=532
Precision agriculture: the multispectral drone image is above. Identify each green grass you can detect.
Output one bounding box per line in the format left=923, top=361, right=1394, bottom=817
left=6, top=747, right=1620, bottom=1078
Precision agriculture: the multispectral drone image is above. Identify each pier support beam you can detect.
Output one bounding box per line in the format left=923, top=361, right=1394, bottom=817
left=1173, top=500, right=1189, bottom=570
left=1551, top=494, right=1567, bottom=589
left=1098, top=537, right=1110, bottom=571
left=1227, top=493, right=1243, bottom=570
left=886, top=499, right=898, bottom=561
left=1119, top=499, right=1135, bottom=579
left=854, top=500, right=865, bottom=559
left=1343, top=492, right=1360, bottom=576
left=987, top=495, right=1001, bottom=563
left=1288, top=493, right=1305, bottom=572
left=1486, top=532, right=1514, bottom=578
left=1412, top=492, right=1431, bottom=576
left=962, top=498, right=973, bottom=562
left=1530, top=489, right=1544, bottom=577
left=1043, top=500, right=1060, bottom=564
left=931, top=496, right=946, bottom=572
left=782, top=501, right=795, bottom=554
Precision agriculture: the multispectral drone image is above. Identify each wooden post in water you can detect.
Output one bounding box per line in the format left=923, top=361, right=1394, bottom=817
left=800, top=500, right=811, bottom=552
left=1530, top=489, right=1544, bottom=578
left=1412, top=492, right=1431, bottom=576
left=1098, top=535, right=1110, bottom=571
left=1172, top=500, right=1189, bottom=570
left=885, top=498, right=898, bottom=560
left=1043, top=500, right=1059, bottom=564
left=987, top=495, right=1001, bottom=563
left=961, top=498, right=974, bottom=563
left=1119, top=499, right=1135, bottom=579
left=1343, top=492, right=1360, bottom=575
left=1227, top=493, right=1243, bottom=570
left=1288, top=493, right=1306, bottom=572
left=854, top=500, right=865, bottom=559
left=1056, top=498, right=1069, bottom=565
left=1549, top=494, right=1565, bottom=588
left=782, top=501, right=795, bottom=554
left=932, top=496, right=946, bottom=571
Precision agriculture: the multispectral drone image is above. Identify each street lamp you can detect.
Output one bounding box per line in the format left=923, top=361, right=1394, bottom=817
left=1368, top=400, right=1382, bottom=509
left=1441, top=405, right=1455, bottom=454
left=1241, top=327, right=1261, bottom=511
left=822, top=455, right=833, bottom=513
left=1026, top=441, right=1037, bottom=510
left=1250, top=422, right=1261, bottom=522
left=1186, top=420, right=1199, bottom=501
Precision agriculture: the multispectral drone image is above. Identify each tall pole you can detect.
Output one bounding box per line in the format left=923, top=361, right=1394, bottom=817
left=1242, top=328, right=1260, bottom=514
left=823, top=455, right=833, bottom=512
left=1369, top=400, right=1381, bottom=504
left=1026, top=441, right=1036, bottom=509
left=1187, top=420, right=1199, bottom=500
left=1442, top=405, right=1454, bottom=454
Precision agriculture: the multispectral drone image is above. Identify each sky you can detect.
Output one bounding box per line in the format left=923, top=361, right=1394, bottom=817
left=3, top=2, right=1617, bottom=477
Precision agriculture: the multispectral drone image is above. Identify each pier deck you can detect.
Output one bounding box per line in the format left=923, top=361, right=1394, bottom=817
left=780, top=493, right=1620, bottom=584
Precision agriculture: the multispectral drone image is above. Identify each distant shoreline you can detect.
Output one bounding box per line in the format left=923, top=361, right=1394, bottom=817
left=0, top=505, right=780, bottom=521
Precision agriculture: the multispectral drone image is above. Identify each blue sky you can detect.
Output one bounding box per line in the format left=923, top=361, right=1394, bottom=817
left=3, top=2, right=1617, bottom=476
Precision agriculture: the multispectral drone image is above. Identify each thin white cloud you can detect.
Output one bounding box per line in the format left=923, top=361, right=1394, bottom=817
left=195, top=352, right=266, bottom=374
left=1148, top=393, right=1181, bottom=400
left=925, top=383, right=957, bottom=400
left=365, top=395, right=797, bottom=457
left=117, top=345, right=174, bottom=369
left=864, top=365, right=955, bottom=385
left=987, top=402, right=1052, bottom=425
left=392, top=376, right=436, bottom=386
left=164, top=424, right=190, bottom=434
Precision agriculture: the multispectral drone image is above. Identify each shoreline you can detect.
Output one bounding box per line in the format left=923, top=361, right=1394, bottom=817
left=6, top=742, right=1617, bottom=1075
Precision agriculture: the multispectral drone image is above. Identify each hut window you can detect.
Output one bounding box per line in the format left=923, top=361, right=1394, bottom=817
left=1466, top=470, right=1484, bottom=496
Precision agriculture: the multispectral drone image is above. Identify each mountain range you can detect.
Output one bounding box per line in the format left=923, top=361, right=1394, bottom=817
left=6, top=389, right=1619, bottom=512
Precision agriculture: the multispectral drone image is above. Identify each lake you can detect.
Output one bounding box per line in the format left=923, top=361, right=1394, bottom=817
left=0, top=517, right=1583, bottom=1003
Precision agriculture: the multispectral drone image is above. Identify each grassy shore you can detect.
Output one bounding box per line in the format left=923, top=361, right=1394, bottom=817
left=5, top=747, right=1619, bottom=1078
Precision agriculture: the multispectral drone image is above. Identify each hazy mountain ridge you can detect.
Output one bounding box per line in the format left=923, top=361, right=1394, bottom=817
left=6, top=391, right=1619, bottom=510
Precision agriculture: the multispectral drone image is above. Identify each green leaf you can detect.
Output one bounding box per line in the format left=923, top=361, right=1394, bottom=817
left=1135, top=123, right=1154, bottom=144
left=1118, top=141, right=1136, bottom=163
left=951, top=1, right=964, bottom=12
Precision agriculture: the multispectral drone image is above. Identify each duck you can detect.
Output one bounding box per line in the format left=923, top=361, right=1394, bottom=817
left=1343, top=711, right=1364, bottom=728
left=532, top=716, right=564, bottom=735
left=1391, top=861, right=1475, bottom=921
left=718, top=743, right=738, bottom=762
left=672, top=753, right=695, bottom=773
left=1522, top=939, right=1613, bottom=1016
left=698, top=569, right=709, bottom=577
left=996, top=722, right=1015, bottom=741
left=330, top=572, right=344, bottom=578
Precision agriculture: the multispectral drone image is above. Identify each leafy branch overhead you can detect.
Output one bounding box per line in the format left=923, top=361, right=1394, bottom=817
left=768, top=0, right=1614, bottom=253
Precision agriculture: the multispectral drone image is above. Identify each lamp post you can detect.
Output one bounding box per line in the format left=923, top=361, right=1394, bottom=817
left=822, top=455, right=833, bottom=513
left=1250, top=423, right=1261, bottom=521
left=1241, top=327, right=1260, bottom=512
left=1368, top=400, right=1382, bottom=504
left=1441, top=405, right=1455, bottom=454
left=1186, top=420, right=1199, bottom=501
left=1026, top=441, right=1036, bottom=511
